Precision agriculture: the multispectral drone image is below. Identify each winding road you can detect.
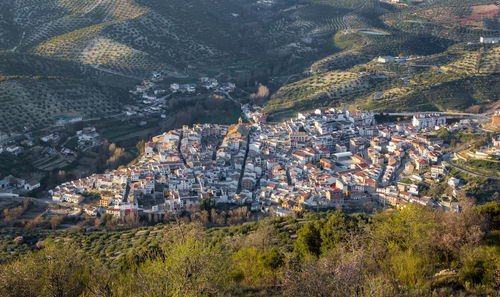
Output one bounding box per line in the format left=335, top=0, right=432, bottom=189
left=377, top=111, right=489, bottom=120
left=442, top=153, right=500, bottom=181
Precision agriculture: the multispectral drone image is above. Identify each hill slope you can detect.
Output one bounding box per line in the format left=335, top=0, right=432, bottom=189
left=262, top=0, right=500, bottom=120
left=0, top=0, right=498, bottom=130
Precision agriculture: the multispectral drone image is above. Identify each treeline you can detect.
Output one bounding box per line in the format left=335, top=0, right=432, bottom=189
left=158, top=95, right=241, bottom=132
left=0, top=203, right=499, bottom=296
left=0, top=199, right=81, bottom=231
left=40, top=141, right=136, bottom=194
left=0, top=200, right=33, bottom=227
left=0, top=198, right=257, bottom=233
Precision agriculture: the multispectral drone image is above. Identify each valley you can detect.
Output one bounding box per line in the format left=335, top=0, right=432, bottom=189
left=0, top=0, right=498, bottom=218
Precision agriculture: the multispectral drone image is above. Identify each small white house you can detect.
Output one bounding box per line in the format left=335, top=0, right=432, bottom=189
left=24, top=179, right=41, bottom=191
left=448, top=177, right=461, bottom=188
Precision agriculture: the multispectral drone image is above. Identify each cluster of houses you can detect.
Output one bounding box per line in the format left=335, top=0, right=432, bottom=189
left=132, top=80, right=169, bottom=104
left=132, top=76, right=236, bottom=103
left=76, top=127, right=101, bottom=150
left=169, top=77, right=236, bottom=94
left=0, top=175, right=40, bottom=194
left=242, top=104, right=267, bottom=124
left=0, top=144, right=23, bottom=155
left=479, top=37, right=500, bottom=44
left=129, top=76, right=237, bottom=119
left=412, top=113, right=446, bottom=130
left=49, top=108, right=461, bottom=217
left=456, top=134, right=500, bottom=160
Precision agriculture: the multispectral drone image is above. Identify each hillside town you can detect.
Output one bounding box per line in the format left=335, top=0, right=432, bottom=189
left=49, top=108, right=481, bottom=218
left=129, top=74, right=237, bottom=115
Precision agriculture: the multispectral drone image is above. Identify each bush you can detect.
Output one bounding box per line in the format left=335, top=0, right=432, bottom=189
left=459, top=247, right=498, bottom=291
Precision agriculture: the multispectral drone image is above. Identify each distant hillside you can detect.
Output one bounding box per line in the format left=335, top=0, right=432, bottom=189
left=0, top=0, right=395, bottom=132
left=383, top=1, right=500, bottom=42
left=2, top=0, right=390, bottom=77
left=0, top=0, right=498, bottom=130
left=263, top=0, right=500, bottom=120
left=264, top=42, right=500, bottom=119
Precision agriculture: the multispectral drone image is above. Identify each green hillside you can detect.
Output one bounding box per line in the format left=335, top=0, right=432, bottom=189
left=0, top=0, right=394, bottom=132
left=264, top=39, right=499, bottom=120
left=0, top=0, right=498, bottom=130
left=0, top=204, right=499, bottom=296
left=0, top=78, right=126, bottom=132
left=261, top=0, right=500, bottom=119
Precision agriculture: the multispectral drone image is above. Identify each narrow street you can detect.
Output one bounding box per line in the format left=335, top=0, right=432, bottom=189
left=236, top=131, right=251, bottom=194
left=177, top=131, right=186, bottom=166
left=177, top=131, right=199, bottom=185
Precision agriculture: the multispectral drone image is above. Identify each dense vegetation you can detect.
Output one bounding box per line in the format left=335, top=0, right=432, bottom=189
left=1, top=203, right=499, bottom=296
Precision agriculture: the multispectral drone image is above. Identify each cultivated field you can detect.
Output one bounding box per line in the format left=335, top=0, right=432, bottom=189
left=0, top=78, right=122, bottom=133
left=0, top=0, right=498, bottom=130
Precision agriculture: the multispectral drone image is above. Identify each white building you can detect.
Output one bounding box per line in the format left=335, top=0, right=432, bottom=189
left=448, top=177, right=461, bottom=188
left=170, top=83, right=180, bottom=92
left=480, top=37, right=500, bottom=44
left=412, top=113, right=446, bottom=130
left=377, top=56, right=395, bottom=63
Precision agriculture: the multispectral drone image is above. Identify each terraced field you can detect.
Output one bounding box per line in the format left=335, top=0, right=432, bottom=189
left=25, top=0, right=166, bottom=77
left=442, top=50, right=482, bottom=74
left=33, top=154, right=74, bottom=171
left=310, top=50, right=371, bottom=73
left=266, top=41, right=499, bottom=118
left=0, top=0, right=498, bottom=131
left=34, top=29, right=165, bottom=77
left=439, top=46, right=500, bottom=75
left=383, top=1, right=500, bottom=42
left=264, top=71, right=370, bottom=115
left=0, top=78, right=123, bottom=132
left=479, top=46, right=500, bottom=74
